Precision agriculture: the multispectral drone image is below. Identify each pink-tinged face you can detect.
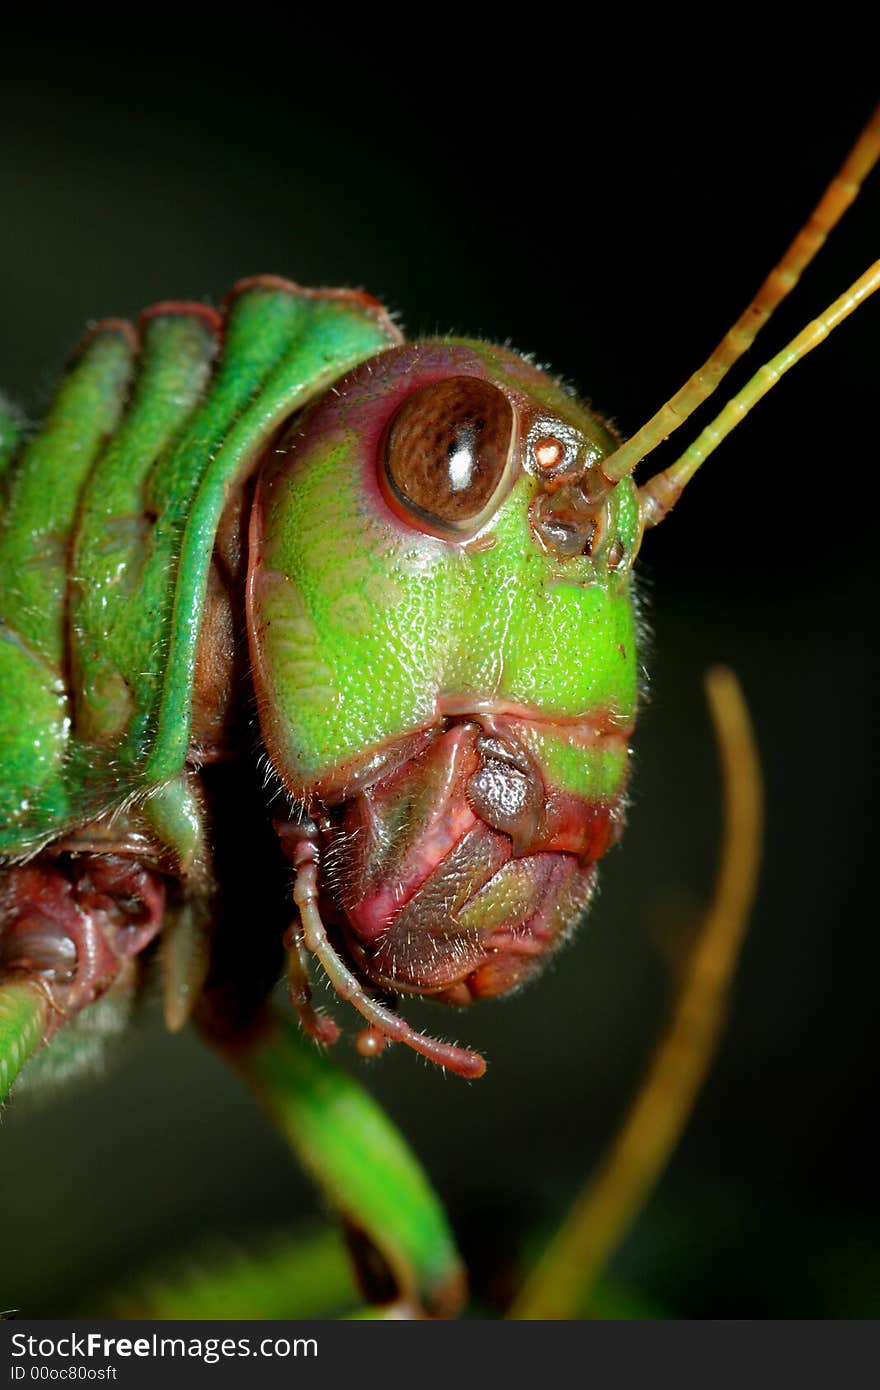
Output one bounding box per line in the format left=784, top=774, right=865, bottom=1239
left=323, top=718, right=625, bottom=1004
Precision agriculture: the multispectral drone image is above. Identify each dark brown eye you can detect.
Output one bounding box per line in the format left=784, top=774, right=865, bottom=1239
left=382, top=376, right=514, bottom=533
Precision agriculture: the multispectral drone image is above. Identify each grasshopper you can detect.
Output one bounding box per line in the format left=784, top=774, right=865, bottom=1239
left=1, top=104, right=876, bottom=1318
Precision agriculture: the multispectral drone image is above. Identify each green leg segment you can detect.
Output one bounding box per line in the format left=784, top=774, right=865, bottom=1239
left=217, top=1008, right=465, bottom=1319
left=2, top=987, right=464, bottom=1317
left=0, top=980, right=49, bottom=1102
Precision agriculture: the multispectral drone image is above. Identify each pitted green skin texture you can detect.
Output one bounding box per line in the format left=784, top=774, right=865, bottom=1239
left=253, top=350, right=640, bottom=801
left=0, top=283, right=399, bottom=858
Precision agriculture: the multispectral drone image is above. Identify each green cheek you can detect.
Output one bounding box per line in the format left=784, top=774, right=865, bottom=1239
left=256, top=439, right=448, bottom=778
left=255, top=442, right=640, bottom=789
left=514, top=726, right=631, bottom=801
left=448, top=481, right=639, bottom=722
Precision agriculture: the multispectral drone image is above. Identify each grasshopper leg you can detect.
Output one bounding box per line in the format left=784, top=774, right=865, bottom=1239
left=283, top=916, right=340, bottom=1046
left=212, top=1004, right=467, bottom=1317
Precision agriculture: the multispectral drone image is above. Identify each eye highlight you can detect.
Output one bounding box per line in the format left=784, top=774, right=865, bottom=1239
left=382, top=376, right=514, bottom=535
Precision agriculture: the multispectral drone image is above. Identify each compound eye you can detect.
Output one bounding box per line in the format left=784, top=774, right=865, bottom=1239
left=383, top=376, right=514, bottom=534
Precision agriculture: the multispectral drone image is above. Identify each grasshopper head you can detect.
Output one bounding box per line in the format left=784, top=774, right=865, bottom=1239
left=248, top=340, right=641, bottom=1009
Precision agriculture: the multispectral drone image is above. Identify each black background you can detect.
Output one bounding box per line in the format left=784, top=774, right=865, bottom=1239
left=1, top=18, right=877, bottom=1317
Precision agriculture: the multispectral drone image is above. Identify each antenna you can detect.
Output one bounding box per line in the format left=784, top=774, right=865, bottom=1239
left=594, top=103, right=880, bottom=518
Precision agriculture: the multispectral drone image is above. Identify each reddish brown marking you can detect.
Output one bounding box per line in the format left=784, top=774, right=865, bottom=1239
left=224, top=275, right=403, bottom=344
left=77, top=317, right=138, bottom=352
left=533, top=786, right=623, bottom=859
left=139, top=301, right=223, bottom=332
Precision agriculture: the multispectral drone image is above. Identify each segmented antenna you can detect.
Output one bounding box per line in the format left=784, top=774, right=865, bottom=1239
left=596, top=102, right=880, bottom=522
left=639, top=261, right=880, bottom=525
